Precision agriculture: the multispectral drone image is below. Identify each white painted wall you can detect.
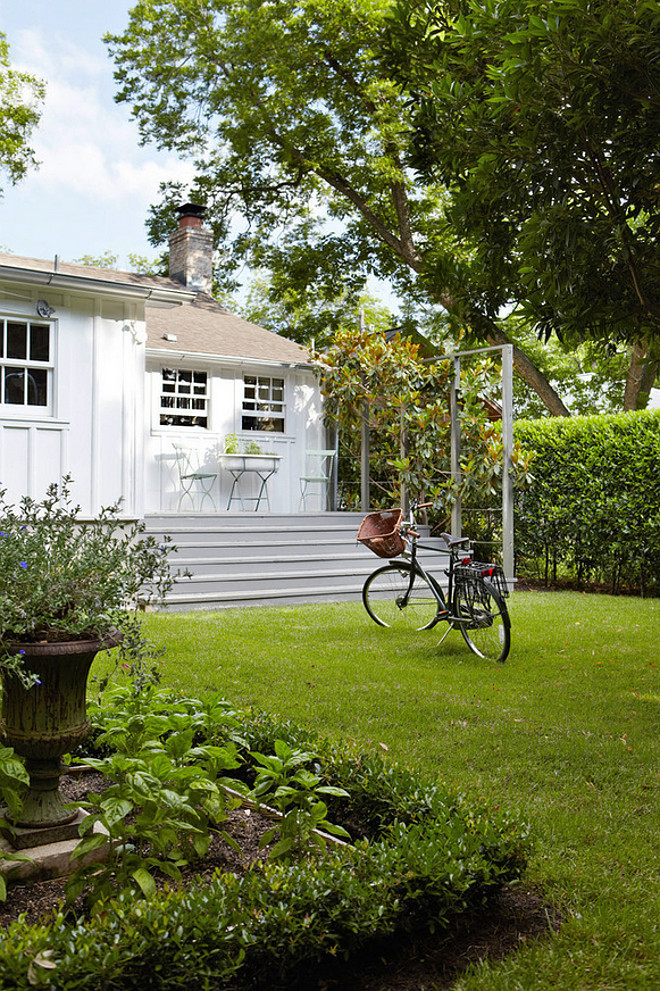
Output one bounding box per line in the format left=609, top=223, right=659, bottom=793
left=1, top=278, right=325, bottom=517
left=144, top=359, right=325, bottom=513
left=0, top=287, right=145, bottom=517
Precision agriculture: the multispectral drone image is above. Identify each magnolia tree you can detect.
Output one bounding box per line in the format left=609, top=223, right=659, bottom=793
left=312, top=328, right=531, bottom=529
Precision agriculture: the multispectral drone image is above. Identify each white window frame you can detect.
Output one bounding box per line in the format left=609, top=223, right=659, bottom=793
left=158, top=367, right=210, bottom=428
left=0, top=317, right=54, bottom=416
left=241, top=373, right=286, bottom=433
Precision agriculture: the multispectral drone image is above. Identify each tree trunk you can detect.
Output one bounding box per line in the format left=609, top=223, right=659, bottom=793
left=486, top=325, right=571, bottom=417
left=623, top=340, right=655, bottom=411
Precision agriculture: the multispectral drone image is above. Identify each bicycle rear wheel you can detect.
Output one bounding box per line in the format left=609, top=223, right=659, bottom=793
left=455, top=579, right=510, bottom=662
left=362, top=563, right=442, bottom=630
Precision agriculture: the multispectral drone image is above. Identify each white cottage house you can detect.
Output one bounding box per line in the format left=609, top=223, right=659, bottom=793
left=0, top=206, right=326, bottom=519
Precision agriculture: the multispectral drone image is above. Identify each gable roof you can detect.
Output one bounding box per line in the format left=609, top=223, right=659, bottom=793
left=146, top=292, right=309, bottom=365
left=0, top=253, right=309, bottom=365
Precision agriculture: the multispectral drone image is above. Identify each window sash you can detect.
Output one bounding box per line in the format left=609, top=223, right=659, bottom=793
left=0, top=319, right=53, bottom=411
left=159, top=368, right=209, bottom=427
left=242, top=375, right=285, bottom=431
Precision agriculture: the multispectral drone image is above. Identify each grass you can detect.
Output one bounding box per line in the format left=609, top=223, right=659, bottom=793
left=97, top=589, right=659, bottom=989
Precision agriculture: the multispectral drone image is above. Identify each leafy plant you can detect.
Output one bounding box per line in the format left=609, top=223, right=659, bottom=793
left=0, top=476, right=182, bottom=687
left=250, top=739, right=350, bottom=857
left=0, top=694, right=529, bottom=988
left=0, top=745, right=32, bottom=900
left=313, top=326, right=532, bottom=515
left=66, top=687, right=247, bottom=908
left=223, top=433, right=240, bottom=454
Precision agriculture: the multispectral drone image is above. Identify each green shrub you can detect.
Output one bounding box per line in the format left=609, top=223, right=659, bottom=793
left=514, top=410, right=660, bottom=593
left=0, top=691, right=530, bottom=990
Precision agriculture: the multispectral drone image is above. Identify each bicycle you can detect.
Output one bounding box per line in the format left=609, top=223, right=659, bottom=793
left=357, top=503, right=511, bottom=663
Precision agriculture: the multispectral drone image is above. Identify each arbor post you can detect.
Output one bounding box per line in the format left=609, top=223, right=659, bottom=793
left=450, top=356, right=462, bottom=537
left=501, top=344, right=514, bottom=584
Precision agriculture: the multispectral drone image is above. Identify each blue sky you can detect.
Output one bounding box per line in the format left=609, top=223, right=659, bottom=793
left=0, top=0, right=195, bottom=269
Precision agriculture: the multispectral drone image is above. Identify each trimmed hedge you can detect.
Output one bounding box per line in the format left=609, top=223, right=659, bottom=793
left=0, top=694, right=530, bottom=990
left=514, top=410, right=660, bottom=593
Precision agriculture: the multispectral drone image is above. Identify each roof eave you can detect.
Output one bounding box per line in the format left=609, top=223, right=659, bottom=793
left=0, top=265, right=195, bottom=306
left=145, top=346, right=310, bottom=368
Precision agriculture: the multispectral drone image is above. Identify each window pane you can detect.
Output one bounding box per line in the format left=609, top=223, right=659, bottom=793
left=27, top=368, right=48, bottom=406
left=30, top=325, right=50, bottom=362
left=5, top=367, right=25, bottom=404
left=7, top=323, right=27, bottom=359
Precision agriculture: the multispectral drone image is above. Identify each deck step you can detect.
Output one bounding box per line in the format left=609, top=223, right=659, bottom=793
left=145, top=512, right=448, bottom=611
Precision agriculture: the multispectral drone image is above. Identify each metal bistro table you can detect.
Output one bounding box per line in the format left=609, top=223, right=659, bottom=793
left=218, top=453, right=282, bottom=511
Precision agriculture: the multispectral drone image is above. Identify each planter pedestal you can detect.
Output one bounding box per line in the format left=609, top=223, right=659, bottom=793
left=0, top=637, right=110, bottom=836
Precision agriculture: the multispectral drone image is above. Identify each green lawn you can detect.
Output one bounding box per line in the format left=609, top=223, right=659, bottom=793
left=106, top=590, right=659, bottom=989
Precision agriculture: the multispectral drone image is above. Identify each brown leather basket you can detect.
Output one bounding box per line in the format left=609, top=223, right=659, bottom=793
left=356, top=509, right=406, bottom=558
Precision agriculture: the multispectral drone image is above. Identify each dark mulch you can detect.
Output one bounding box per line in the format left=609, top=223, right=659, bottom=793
left=516, top=574, right=645, bottom=596
left=1, top=773, right=561, bottom=990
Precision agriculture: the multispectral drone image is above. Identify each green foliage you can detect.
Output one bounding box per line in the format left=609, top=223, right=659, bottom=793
left=105, top=0, right=576, bottom=416
left=223, top=435, right=266, bottom=456
left=515, top=409, right=660, bottom=591
left=389, top=0, right=660, bottom=347
left=0, top=692, right=529, bottom=991
left=67, top=688, right=245, bottom=908
left=0, top=477, right=182, bottom=687
left=250, top=739, right=350, bottom=857
left=314, top=326, right=532, bottom=511
left=74, top=251, right=169, bottom=276
left=0, top=745, right=31, bottom=901
left=0, top=32, right=44, bottom=195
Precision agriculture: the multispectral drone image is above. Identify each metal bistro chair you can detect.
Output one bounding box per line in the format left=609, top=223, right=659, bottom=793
left=172, top=443, right=218, bottom=511
left=299, top=449, right=335, bottom=511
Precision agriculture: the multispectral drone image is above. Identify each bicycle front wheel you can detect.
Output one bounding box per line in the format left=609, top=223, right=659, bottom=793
left=362, top=563, right=442, bottom=630
left=455, top=579, right=511, bottom=662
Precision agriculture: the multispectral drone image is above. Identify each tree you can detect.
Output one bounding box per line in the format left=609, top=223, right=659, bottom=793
left=74, top=251, right=168, bottom=276
left=0, top=32, right=44, bottom=195
left=312, top=326, right=531, bottom=521
left=105, top=0, right=569, bottom=415
left=387, top=0, right=660, bottom=409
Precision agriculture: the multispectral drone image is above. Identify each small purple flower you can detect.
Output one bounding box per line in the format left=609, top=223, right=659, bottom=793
left=19, top=561, right=28, bottom=569
left=19, top=650, right=25, bottom=656
left=34, top=678, right=42, bottom=686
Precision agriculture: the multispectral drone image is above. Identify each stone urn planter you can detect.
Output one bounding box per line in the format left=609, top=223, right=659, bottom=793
left=0, top=477, right=181, bottom=851
left=0, top=635, right=119, bottom=832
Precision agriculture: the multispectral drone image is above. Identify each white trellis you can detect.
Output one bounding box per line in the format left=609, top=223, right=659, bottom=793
left=357, top=342, right=515, bottom=587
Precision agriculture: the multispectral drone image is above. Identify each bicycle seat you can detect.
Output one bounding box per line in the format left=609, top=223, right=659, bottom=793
left=440, top=532, right=471, bottom=549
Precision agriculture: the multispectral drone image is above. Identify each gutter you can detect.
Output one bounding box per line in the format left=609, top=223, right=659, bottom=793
left=145, top=347, right=311, bottom=369
left=0, top=264, right=196, bottom=306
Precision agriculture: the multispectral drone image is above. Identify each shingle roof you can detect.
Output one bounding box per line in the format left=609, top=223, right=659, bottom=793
left=0, top=254, right=310, bottom=365
left=0, top=252, right=182, bottom=290
left=146, top=292, right=309, bottom=364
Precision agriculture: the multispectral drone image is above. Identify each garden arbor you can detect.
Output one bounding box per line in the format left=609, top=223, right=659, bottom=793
left=316, top=334, right=519, bottom=585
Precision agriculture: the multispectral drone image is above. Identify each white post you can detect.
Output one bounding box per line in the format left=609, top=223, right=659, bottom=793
left=501, top=344, right=514, bottom=586
left=450, top=355, right=462, bottom=537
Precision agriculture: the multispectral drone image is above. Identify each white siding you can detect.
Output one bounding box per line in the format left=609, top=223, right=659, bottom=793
left=145, top=360, right=324, bottom=513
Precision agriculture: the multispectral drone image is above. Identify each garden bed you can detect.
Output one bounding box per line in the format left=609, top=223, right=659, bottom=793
left=0, top=689, right=539, bottom=989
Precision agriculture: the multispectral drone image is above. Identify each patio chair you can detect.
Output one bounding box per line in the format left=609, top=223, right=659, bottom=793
left=172, top=443, right=218, bottom=511
left=299, top=449, right=335, bottom=511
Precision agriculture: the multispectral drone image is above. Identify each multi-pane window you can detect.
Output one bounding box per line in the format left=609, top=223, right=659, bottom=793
left=159, top=368, right=209, bottom=427
left=0, top=319, right=52, bottom=412
left=242, top=374, right=285, bottom=432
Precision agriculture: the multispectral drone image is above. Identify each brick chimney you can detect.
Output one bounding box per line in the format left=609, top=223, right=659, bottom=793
left=168, top=203, right=213, bottom=294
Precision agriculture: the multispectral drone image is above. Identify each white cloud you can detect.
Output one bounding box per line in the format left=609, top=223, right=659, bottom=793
left=0, top=7, right=197, bottom=262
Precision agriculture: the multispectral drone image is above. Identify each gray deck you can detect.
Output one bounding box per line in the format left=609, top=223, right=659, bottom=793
left=144, top=512, right=448, bottom=611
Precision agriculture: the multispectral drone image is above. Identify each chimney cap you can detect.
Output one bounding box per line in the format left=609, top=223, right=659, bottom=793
left=177, top=202, right=206, bottom=222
